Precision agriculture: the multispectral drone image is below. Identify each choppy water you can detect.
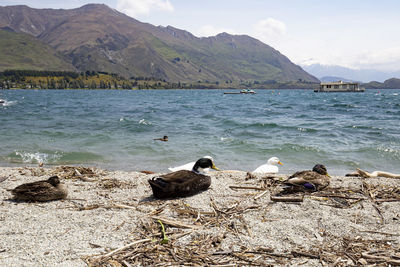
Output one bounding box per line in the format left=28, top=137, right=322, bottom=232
left=0, top=89, right=399, bottom=175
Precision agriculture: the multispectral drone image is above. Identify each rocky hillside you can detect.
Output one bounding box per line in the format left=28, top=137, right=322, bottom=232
left=0, top=4, right=318, bottom=83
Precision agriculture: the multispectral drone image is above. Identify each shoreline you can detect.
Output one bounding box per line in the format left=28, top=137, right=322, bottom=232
left=0, top=165, right=399, bottom=266
left=0, top=161, right=383, bottom=177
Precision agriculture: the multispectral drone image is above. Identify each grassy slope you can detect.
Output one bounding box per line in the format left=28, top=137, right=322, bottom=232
left=0, top=30, right=75, bottom=71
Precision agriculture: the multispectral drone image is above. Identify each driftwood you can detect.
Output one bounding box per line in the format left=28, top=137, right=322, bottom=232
left=229, top=185, right=266, bottom=190
left=375, top=198, right=400, bottom=203
left=313, top=193, right=367, bottom=200
left=270, top=195, right=304, bottom=202
left=358, top=230, right=400, bottom=236
left=361, top=252, right=400, bottom=265
left=254, top=190, right=268, bottom=200
left=94, top=238, right=152, bottom=260
left=112, top=203, right=137, bottom=210
left=291, top=251, right=320, bottom=259
left=347, top=168, right=400, bottom=178
left=140, top=170, right=156, bottom=174
left=151, top=216, right=201, bottom=229
left=0, top=176, right=9, bottom=183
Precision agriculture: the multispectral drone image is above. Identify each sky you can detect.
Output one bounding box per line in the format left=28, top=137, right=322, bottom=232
left=2, top=0, right=400, bottom=71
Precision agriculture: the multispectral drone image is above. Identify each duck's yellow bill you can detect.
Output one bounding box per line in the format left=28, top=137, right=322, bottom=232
left=211, top=164, right=221, bottom=171
left=278, top=161, right=283, bottom=165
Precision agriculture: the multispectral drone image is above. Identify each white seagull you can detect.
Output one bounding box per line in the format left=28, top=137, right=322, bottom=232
left=253, top=157, right=283, bottom=174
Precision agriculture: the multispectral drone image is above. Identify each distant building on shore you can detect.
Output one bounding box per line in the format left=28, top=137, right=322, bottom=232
left=314, top=81, right=365, bottom=92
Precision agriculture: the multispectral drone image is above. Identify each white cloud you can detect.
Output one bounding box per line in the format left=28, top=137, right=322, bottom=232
left=253, top=18, right=287, bottom=43
left=196, top=25, right=236, bottom=37
left=353, top=47, right=400, bottom=70
left=116, top=0, right=174, bottom=17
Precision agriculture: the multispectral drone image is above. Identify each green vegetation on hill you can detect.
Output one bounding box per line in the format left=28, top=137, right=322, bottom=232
left=0, top=29, right=75, bottom=72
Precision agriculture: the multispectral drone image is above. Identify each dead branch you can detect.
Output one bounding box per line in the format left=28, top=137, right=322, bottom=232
left=254, top=190, right=268, bottom=200
left=291, top=251, right=320, bottom=259
left=229, top=185, right=266, bottom=191
left=151, top=216, right=201, bottom=229
left=270, top=195, right=304, bottom=202
left=94, top=238, right=152, bottom=260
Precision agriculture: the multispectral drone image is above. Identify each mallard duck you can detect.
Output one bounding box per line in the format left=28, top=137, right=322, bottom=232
left=148, top=158, right=220, bottom=199
left=10, top=175, right=68, bottom=202
left=168, top=155, right=213, bottom=172
left=281, top=164, right=330, bottom=193
left=253, top=157, right=283, bottom=173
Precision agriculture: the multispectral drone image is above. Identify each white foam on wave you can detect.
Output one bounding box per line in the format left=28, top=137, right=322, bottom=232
left=377, top=146, right=400, bottom=157
left=15, top=151, right=61, bottom=164
left=220, top=137, right=233, bottom=142
left=139, top=119, right=151, bottom=125
left=1, top=100, right=17, bottom=107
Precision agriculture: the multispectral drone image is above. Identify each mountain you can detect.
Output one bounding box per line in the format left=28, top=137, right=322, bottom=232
left=0, top=28, right=75, bottom=71
left=363, top=78, right=400, bottom=89
left=302, top=63, right=400, bottom=83
left=320, top=76, right=354, bottom=82
left=0, top=4, right=318, bottom=83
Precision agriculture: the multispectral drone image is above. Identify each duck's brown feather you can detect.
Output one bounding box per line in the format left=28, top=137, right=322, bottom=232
left=283, top=170, right=330, bottom=191
left=11, top=180, right=67, bottom=202
left=148, top=170, right=211, bottom=199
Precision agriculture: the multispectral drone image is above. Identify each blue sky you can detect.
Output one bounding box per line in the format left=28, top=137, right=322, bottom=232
left=2, top=0, right=400, bottom=71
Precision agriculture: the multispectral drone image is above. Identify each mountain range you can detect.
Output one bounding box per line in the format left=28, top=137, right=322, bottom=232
left=0, top=4, right=318, bottom=83
left=302, top=64, right=400, bottom=83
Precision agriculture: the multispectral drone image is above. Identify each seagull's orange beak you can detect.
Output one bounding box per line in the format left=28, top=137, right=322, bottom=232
left=278, top=161, right=283, bottom=165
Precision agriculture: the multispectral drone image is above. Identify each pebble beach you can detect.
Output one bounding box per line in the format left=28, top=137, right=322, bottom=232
left=0, top=166, right=399, bottom=266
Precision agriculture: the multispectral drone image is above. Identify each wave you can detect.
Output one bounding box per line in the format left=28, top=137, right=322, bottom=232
left=0, top=99, right=17, bottom=107
left=5, top=150, right=104, bottom=165
left=13, top=151, right=59, bottom=164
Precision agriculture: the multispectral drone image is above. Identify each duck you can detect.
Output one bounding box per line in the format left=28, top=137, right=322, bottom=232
left=148, top=157, right=220, bottom=199
left=10, top=175, right=68, bottom=202
left=253, top=157, right=283, bottom=174
left=154, top=135, right=168, bottom=142
left=281, top=164, right=330, bottom=193
left=168, top=155, right=213, bottom=172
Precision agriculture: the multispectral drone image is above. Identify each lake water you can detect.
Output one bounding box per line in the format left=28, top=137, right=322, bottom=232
left=0, top=89, right=399, bottom=175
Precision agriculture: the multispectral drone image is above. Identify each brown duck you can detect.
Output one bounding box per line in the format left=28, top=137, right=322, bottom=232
left=10, top=175, right=68, bottom=202
left=148, top=158, right=220, bottom=199
left=281, top=164, right=330, bottom=193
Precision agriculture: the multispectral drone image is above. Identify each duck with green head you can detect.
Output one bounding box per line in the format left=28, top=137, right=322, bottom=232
left=148, top=157, right=220, bottom=199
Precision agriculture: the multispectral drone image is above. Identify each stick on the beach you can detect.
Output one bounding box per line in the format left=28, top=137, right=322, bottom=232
left=151, top=216, right=201, bottom=229
left=270, top=195, right=304, bottom=202
left=254, top=190, right=268, bottom=200
left=95, top=238, right=152, bottom=259
left=357, top=168, right=400, bottom=179
left=229, top=185, right=266, bottom=190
